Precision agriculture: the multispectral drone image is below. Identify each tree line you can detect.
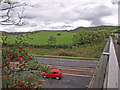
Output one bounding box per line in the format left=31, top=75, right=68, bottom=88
left=72, top=30, right=110, bottom=46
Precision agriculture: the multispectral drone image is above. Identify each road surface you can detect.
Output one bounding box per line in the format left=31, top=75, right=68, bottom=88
left=36, top=57, right=98, bottom=69
left=41, top=74, right=91, bottom=88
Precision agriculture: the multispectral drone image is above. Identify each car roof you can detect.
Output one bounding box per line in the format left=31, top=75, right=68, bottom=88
left=50, top=69, right=60, bottom=72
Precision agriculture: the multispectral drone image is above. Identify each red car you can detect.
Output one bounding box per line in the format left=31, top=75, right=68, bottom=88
left=42, top=69, right=63, bottom=80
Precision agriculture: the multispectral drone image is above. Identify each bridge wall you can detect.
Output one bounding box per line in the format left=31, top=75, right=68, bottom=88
left=88, top=38, right=110, bottom=89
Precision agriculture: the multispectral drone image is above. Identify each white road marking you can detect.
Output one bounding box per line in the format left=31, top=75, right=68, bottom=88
left=48, top=65, right=96, bottom=72
left=37, top=57, right=99, bottom=62
left=57, top=62, right=64, bottom=64
left=63, top=73, right=92, bottom=77
left=60, top=68, right=95, bottom=72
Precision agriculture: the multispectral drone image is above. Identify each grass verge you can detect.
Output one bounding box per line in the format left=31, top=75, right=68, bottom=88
left=32, top=54, right=99, bottom=61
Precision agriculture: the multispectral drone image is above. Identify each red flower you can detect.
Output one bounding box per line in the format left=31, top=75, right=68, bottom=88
left=38, top=80, right=42, bottom=84
left=19, top=82, right=24, bottom=86
left=29, top=80, right=31, bottom=83
left=15, top=58, right=22, bottom=61
left=15, top=86, right=18, bottom=88
left=24, top=86, right=29, bottom=89
left=12, top=82, right=14, bottom=84
left=33, top=77, right=35, bottom=79
left=24, top=60, right=28, bottom=63
left=12, top=60, right=14, bottom=62
left=18, top=50, right=23, bottom=52
left=1, top=76, right=3, bottom=78
left=3, top=42, right=8, bottom=45
left=7, top=64, right=10, bottom=68
left=10, top=57, right=13, bottom=59
left=30, top=57, right=33, bottom=60
left=37, top=86, right=39, bottom=88
left=20, top=63, right=26, bottom=66
left=20, top=55, right=23, bottom=57
left=9, top=53, right=12, bottom=56
left=1, top=48, right=4, bottom=50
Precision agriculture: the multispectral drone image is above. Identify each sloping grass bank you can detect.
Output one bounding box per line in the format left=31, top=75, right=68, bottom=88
left=33, top=54, right=99, bottom=61
left=26, top=41, right=107, bottom=59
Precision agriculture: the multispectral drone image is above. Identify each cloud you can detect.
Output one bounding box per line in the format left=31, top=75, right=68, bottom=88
left=0, top=0, right=118, bottom=32
left=111, top=0, right=120, bottom=4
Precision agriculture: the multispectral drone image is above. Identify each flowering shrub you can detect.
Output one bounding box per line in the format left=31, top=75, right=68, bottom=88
left=1, top=35, right=50, bottom=89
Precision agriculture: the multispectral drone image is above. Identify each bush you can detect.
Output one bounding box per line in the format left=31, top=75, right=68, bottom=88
left=72, top=30, right=110, bottom=46
left=59, top=49, right=74, bottom=56
left=1, top=35, right=50, bottom=88
left=47, top=35, right=56, bottom=45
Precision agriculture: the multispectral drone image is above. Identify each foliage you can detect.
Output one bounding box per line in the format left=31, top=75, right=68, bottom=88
left=58, top=49, right=74, bottom=56
left=57, top=33, right=61, bottom=36
left=113, top=29, right=120, bottom=34
left=1, top=35, right=50, bottom=89
left=71, top=26, right=118, bottom=32
left=72, top=30, right=110, bottom=46
left=47, top=35, right=56, bottom=45
left=26, top=41, right=107, bottom=58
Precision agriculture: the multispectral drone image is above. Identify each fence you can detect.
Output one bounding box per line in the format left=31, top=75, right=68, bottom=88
left=88, top=36, right=120, bottom=89
left=106, top=37, right=119, bottom=89
left=88, top=38, right=110, bottom=89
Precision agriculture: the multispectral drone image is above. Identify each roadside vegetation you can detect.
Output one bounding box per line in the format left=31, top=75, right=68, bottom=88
left=2, top=28, right=111, bottom=59
left=1, top=35, right=50, bottom=88
left=26, top=41, right=107, bottom=59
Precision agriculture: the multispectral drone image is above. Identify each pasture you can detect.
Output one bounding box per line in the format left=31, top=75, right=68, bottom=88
left=6, top=31, right=74, bottom=45
left=4, top=30, right=109, bottom=59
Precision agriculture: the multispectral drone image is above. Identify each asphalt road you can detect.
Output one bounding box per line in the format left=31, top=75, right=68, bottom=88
left=35, top=57, right=98, bottom=88
left=21, top=71, right=91, bottom=88
left=41, top=74, right=91, bottom=88
left=36, top=57, right=98, bottom=69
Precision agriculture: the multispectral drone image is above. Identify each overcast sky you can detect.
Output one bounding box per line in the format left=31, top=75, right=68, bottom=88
left=0, top=0, right=119, bottom=32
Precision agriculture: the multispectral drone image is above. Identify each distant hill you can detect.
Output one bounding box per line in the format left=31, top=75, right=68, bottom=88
left=0, top=26, right=119, bottom=36
left=1, top=31, right=32, bottom=36
left=70, top=26, right=119, bottom=32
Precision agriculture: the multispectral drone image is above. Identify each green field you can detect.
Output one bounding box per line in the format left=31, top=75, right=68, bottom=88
left=6, top=31, right=74, bottom=45
left=3, top=30, right=109, bottom=59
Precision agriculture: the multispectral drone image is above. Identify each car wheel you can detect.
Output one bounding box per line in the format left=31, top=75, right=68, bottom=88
left=56, top=77, right=59, bottom=80
left=43, top=75, right=46, bottom=78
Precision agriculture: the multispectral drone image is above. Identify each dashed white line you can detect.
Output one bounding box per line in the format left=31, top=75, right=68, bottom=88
left=63, top=73, right=92, bottom=77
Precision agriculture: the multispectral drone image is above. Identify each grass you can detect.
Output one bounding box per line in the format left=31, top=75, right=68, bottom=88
left=26, top=41, right=107, bottom=59
left=33, top=54, right=99, bottom=61
left=6, top=31, right=74, bottom=45
left=111, top=35, right=118, bottom=40
left=5, top=31, right=107, bottom=59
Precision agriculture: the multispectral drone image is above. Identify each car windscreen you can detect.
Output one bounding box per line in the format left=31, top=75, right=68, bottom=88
left=49, top=72, right=53, bottom=74
left=59, top=71, right=61, bottom=73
